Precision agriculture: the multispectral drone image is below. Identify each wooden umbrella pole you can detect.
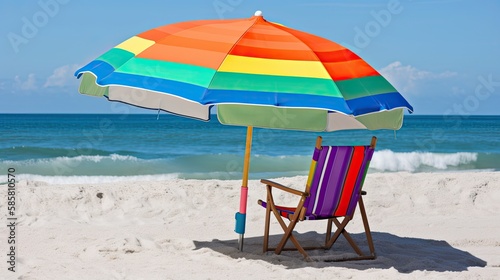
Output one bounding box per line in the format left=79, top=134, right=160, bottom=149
left=241, top=126, right=253, bottom=188
left=236, top=126, right=253, bottom=251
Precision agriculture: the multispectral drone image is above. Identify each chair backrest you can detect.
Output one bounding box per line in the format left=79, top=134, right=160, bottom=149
left=303, top=137, right=376, bottom=219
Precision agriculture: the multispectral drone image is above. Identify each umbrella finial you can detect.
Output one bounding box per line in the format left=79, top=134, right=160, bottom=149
left=254, top=10, right=263, bottom=17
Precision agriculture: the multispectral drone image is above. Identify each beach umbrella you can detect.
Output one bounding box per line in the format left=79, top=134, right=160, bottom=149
left=74, top=11, right=413, bottom=250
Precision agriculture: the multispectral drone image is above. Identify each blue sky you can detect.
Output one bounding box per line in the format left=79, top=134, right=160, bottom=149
left=1, top=0, right=499, bottom=115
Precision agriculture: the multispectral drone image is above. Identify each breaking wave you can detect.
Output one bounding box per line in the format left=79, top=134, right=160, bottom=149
left=371, top=150, right=479, bottom=172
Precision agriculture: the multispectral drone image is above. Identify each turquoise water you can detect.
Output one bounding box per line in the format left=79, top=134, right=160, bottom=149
left=1, top=114, right=499, bottom=183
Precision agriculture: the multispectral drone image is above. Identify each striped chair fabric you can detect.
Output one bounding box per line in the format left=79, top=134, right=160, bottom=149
left=260, top=144, right=374, bottom=220
left=258, top=136, right=377, bottom=260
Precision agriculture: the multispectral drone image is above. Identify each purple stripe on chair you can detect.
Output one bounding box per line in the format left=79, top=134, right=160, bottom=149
left=304, top=144, right=374, bottom=219
left=305, top=146, right=329, bottom=216
left=313, top=146, right=336, bottom=216
left=312, top=147, right=321, bottom=161
left=316, top=146, right=354, bottom=218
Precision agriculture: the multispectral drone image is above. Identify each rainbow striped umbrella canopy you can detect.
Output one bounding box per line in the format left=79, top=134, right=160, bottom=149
left=75, top=11, right=413, bottom=251
left=75, top=11, right=412, bottom=132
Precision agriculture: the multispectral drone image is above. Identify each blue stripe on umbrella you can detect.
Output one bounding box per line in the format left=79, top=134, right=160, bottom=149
left=76, top=64, right=413, bottom=116
left=346, top=92, right=414, bottom=115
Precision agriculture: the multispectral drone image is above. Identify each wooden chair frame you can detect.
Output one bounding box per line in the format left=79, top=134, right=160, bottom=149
left=257, top=136, right=377, bottom=261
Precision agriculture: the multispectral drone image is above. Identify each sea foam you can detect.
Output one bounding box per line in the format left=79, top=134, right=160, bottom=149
left=370, top=150, right=478, bottom=172
left=16, top=174, right=180, bottom=185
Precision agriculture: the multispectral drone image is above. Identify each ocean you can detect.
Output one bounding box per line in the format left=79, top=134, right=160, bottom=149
left=1, top=114, right=499, bottom=184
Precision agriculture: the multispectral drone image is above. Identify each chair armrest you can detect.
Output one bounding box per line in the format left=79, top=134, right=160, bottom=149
left=260, top=179, right=309, bottom=197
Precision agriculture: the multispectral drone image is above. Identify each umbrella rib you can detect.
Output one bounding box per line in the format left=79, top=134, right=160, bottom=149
left=264, top=23, right=402, bottom=116
left=202, top=17, right=263, bottom=105
left=265, top=22, right=347, bottom=111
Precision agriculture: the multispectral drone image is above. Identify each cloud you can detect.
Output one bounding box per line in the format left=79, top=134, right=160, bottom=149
left=14, top=74, right=37, bottom=90
left=44, top=64, right=80, bottom=88
left=379, top=61, right=457, bottom=93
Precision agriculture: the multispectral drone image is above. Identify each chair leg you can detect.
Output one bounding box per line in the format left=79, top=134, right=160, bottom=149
left=359, top=196, right=376, bottom=257
left=270, top=204, right=308, bottom=258
left=263, top=187, right=310, bottom=259
left=275, top=216, right=305, bottom=255
left=263, top=200, right=272, bottom=253
left=326, top=218, right=333, bottom=245
left=324, top=197, right=376, bottom=260
left=325, top=217, right=351, bottom=249
left=326, top=218, right=362, bottom=255
left=332, top=218, right=364, bottom=256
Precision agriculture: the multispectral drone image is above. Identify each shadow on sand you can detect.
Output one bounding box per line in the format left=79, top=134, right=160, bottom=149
left=193, top=231, right=486, bottom=273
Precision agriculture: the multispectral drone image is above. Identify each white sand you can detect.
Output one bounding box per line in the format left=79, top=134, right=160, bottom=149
left=1, top=172, right=499, bottom=279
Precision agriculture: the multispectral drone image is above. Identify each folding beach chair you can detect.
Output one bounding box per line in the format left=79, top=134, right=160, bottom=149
left=257, top=136, right=377, bottom=261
